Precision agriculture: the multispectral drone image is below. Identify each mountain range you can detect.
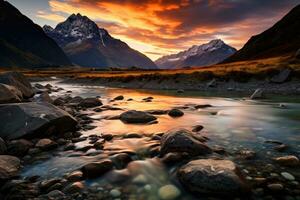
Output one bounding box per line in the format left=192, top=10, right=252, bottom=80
left=0, top=0, right=71, bottom=68
left=43, top=14, right=157, bottom=69
left=155, top=39, right=236, bottom=69
left=225, top=4, right=300, bottom=62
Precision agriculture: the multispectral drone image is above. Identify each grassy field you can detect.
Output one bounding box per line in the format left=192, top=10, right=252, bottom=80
left=1, top=56, right=300, bottom=82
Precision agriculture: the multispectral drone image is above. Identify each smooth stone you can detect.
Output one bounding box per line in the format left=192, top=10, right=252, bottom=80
left=281, top=172, right=295, bottom=181
left=110, top=189, right=121, bottom=197
left=132, top=174, right=147, bottom=185
left=0, top=102, right=77, bottom=140
left=63, top=182, right=84, bottom=194
left=7, top=139, right=33, bottom=157
left=267, top=183, right=284, bottom=191
left=0, top=155, right=21, bottom=180
left=111, top=153, right=132, bottom=169
left=35, top=139, right=57, bottom=151
left=123, top=133, right=142, bottom=138
left=120, top=110, right=157, bottom=124
left=40, top=178, right=62, bottom=190
left=81, top=160, right=113, bottom=179
left=274, top=155, right=299, bottom=167
left=46, top=190, right=65, bottom=198
left=113, top=95, right=124, bottom=101
left=192, top=125, right=204, bottom=132
left=67, top=171, right=83, bottom=182
left=79, top=98, right=103, bottom=108
left=160, top=129, right=211, bottom=156
left=168, top=109, right=184, bottom=117
left=158, top=185, right=181, bottom=200
left=177, top=159, right=247, bottom=196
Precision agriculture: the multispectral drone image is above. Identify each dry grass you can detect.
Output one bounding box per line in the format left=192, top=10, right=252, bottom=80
left=1, top=56, right=300, bottom=82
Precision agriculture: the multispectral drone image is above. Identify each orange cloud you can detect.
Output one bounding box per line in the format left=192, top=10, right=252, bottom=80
left=45, top=0, right=299, bottom=60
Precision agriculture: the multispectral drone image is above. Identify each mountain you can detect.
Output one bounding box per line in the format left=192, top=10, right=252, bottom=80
left=44, top=14, right=157, bottom=69
left=225, top=4, right=300, bottom=63
left=155, top=39, right=236, bottom=69
left=0, top=0, right=71, bottom=68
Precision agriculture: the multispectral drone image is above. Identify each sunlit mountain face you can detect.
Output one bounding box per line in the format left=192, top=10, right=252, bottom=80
left=6, top=0, right=299, bottom=60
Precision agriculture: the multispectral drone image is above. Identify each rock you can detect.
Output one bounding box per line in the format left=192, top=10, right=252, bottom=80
left=120, top=110, right=157, bottom=124
left=34, top=83, right=45, bottom=90
left=194, top=104, right=212, bottom=109
left=0, top=155, right=21, bottom=180
left=81, top=160, right=113, bottom=179
left=7, top=139, right=33, bottom=157
left=146, top=109, right=168, bottom=115
left=123, top=133, right=142, bottom=138
left=111, top=153, right=132, bottom=169
left=110, top=189, right=121, bottom=197
left=0, top=84, right=22, bottom=104
left=250, top=89, right=265, bottom=99
left=0, top=72, right=34, bottom=98
left=192, top=125, right=204, bottom=132
left=113, top=95, right=124, bottom=101
left=68, top=96, right=83, bottom=104
left=168, top=109, right=184, bottom=117
left=273, top=155, right=299, bottom=167
left=79, top=98, right=102, bottom=108
left=274, top=144, right=288, bottom=152
left=45, top=84, right=53, bottom=90
left=160, top=129, right=211, bottom=156
left=281, top=172, right=295, bottom=181
left=37, top=92, right=53, bottom=104
left=0, top=137, right=7, bottom=154
left=238, top=150, right=256, bottom=160
left=267, top=183, right=284, bottom=191
left=46, top=190, right=65, bottom=198
left=177, top=159, right=247, bottom=196
left=207, top=78, right=217, bottom=88
left=66, top=171, right=83, bottom=182
left=35, top=139, right=57, bottom=151
left=270, top=69, right=292, bottom=83
left=158, top=185, right=181, bottom=200
left=177, top=89, right=184, bottom=93
left=40, top=178, right=62, bottom=190
left=132, top=174, right=147, bottom=185
left=53, top=97, right=65, bottom=106
left=63, top=182, right=84, bottom=194
left=0, top=102, right=77, bottom=140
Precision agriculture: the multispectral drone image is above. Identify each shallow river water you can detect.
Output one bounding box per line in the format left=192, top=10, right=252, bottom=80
left=22, top=80, right=300, bottom=199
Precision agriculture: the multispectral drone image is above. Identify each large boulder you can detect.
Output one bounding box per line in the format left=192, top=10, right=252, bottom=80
left=7, top=139, right=33, bottom=157
left=160, top=129, right=211, bottom=156
left=177, top=159, right=247, bottom=196
left=0, top=84, right=22, bottom=104
left=0, top=72, right=34, bottom=98
left=0, top=102, right=77, bottom=140
left=120, top=110, right=157, bottom=124
left=270, top=69, right=292, bottom=83
left=0, top=155, right=21, bottom=180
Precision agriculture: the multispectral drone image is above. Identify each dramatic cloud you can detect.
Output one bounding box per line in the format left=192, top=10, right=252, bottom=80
left=39, top=0, right=299, bottom=59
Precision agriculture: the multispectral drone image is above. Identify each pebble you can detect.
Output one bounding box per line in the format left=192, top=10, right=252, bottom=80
left=110, top=189, right=121, bottom=197
left=281, top=172, right=295, bottom=181
left=132, top=174, right=147, bottom=185
left=267, top=183, right=284, bottom=191
left=158, top=185, right=181, bottom=200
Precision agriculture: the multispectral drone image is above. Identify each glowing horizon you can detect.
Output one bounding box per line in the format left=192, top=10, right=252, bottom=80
left=7, top=0, right=299, bottom=60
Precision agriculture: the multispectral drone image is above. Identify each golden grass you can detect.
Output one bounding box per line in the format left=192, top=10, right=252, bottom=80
left=1, top=56, right=300, bottom=79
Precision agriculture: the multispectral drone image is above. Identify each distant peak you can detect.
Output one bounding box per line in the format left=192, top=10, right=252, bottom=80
left=43, top=25, right=53, bottom=31
left=68, top=13, right=87, bottom=21
left=207, top=39, right=224, bottom=45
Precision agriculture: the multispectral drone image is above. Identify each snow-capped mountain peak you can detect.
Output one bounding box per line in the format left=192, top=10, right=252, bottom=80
left=155, top=39, right=237, bottom=69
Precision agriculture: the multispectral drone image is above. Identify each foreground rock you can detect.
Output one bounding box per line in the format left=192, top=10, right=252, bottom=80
left=81, top=160, right=113, bottom=179
left=160, top=129, right=211, bottom=156
left=120, top=110, right=157, bottom=124
left=0, top=72, right=34, bottom=98
left=273, top=155, right=299, bottom=167
left=0, top=102, right=77, bottom=140
left=178, top=159, right=247, bottom=196
left=0, top=84, right=22, bottom=104
left=0, top=155, right=21, bottom=180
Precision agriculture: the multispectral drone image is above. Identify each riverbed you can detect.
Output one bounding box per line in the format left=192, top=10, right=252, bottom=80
left=22, top=79, right=300, bottom=199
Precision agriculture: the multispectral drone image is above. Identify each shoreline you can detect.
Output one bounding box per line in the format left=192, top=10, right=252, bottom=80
left=60, top=76, right=300, bottom=96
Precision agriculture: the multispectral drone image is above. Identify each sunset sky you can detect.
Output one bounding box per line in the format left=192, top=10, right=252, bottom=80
left=7, top=0, right=299, bottom=60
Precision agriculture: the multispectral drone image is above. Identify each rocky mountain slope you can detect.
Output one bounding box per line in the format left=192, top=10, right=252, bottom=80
left=0, top=0, right=71, bottom=68
left=225, top=4, right=300, bottom=62
left=44, top=14, right=157, bottom=69
left=155, top=39, right=236, bottom=69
